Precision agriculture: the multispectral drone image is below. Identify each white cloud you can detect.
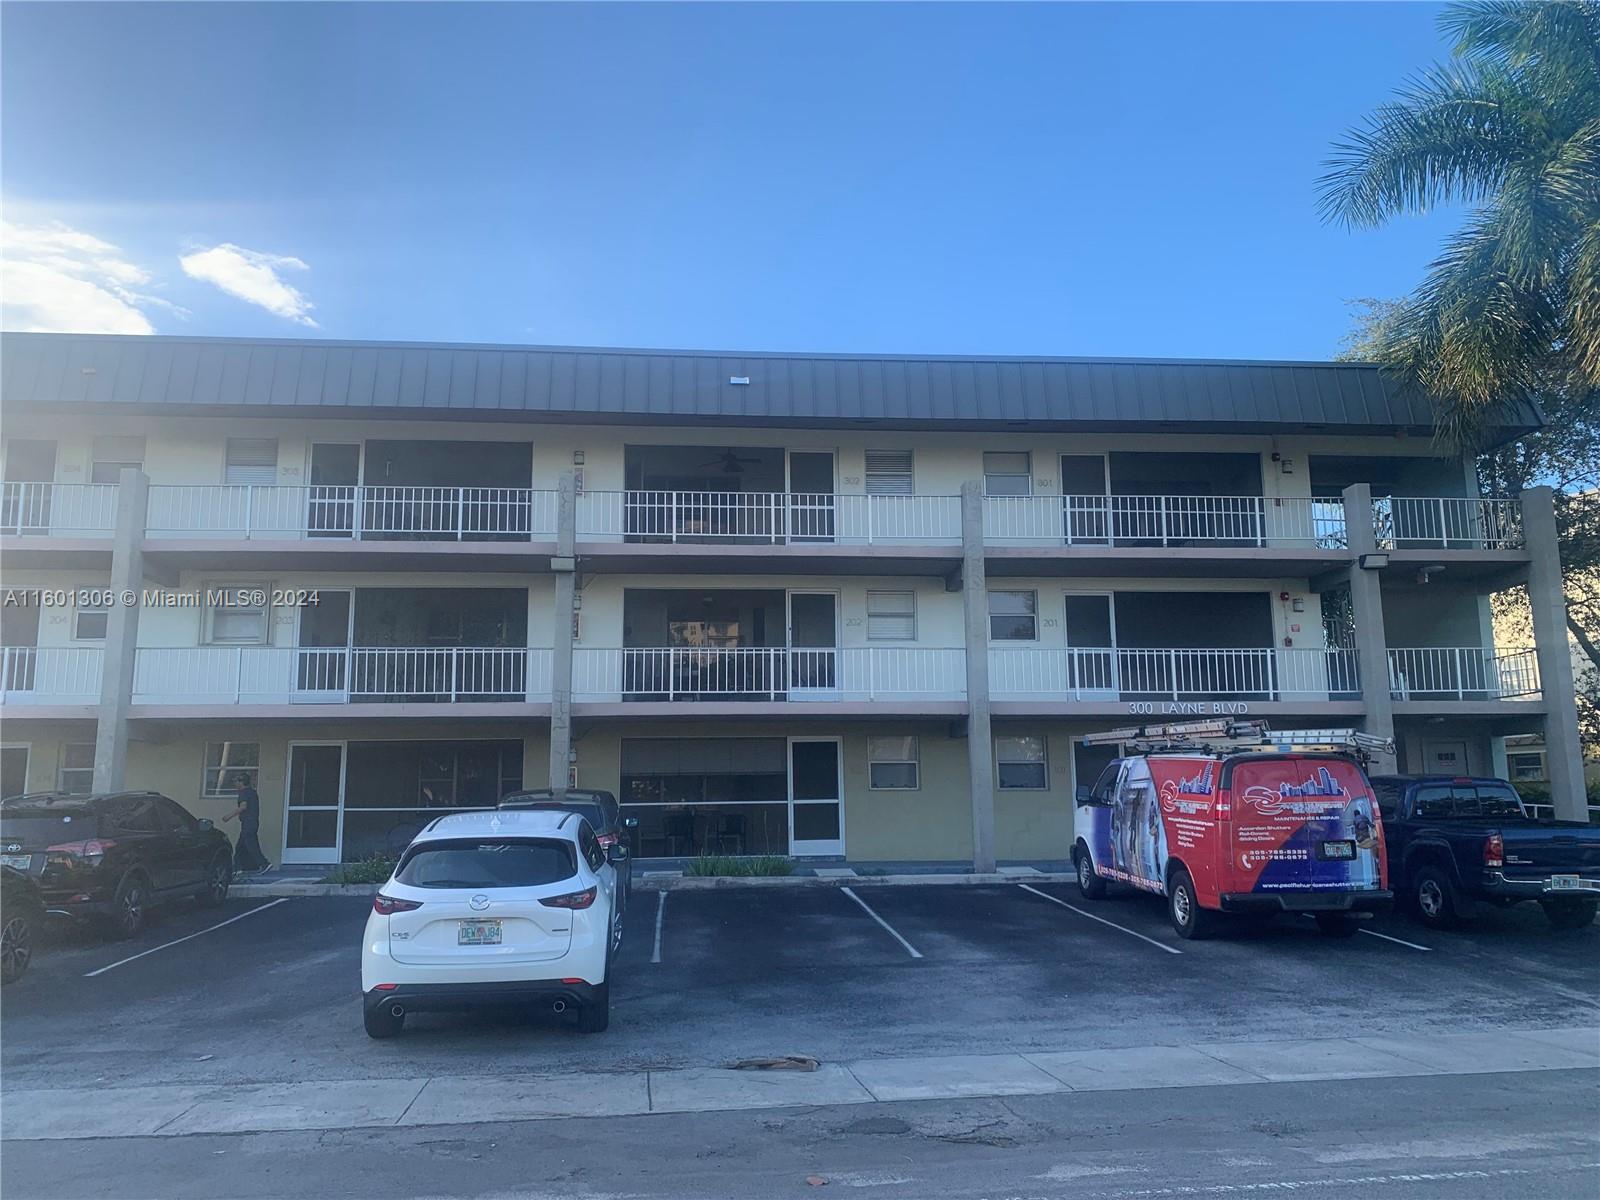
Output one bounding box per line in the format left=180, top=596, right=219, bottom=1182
left=0, top=218, right=174, bottom=334
left=179, top=243, right=317, bottom=326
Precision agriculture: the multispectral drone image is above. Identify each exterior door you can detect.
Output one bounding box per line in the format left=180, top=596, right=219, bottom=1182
left=786, top=451, right=835, bottom=542
left=3, top=439, right=56, bottom=535
left=1064, top=593, right=1117, bottom=697
left=1060, top=454, right=1110, bottom=544
left=283, top=742, right=345, bottom=864
left=1423, top=741, right=1470, bottom=776
left=789, top=737, right=845, bottom=857
left=0, top=746, right=28, bottom=800
left=787, top=591, right=839, bottom=698
left=295, top=590, right=352, bottom=701
left=307, top=443, right=360, bottom=537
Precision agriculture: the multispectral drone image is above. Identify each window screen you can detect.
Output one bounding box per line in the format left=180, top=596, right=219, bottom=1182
left=225, top=438, right=279, bottom=485
left=204, top=742, right=261, bottom=797
left=868, top=736, right=919, bottom=789
left=206, top=585, right=270, bottom=644
left=983, top=452, right=1031, bottom=496
left=988, top=590, right=1038, bottom=641
left=867, top=591, right=916, bottom=641
left=58, top=744, right=95, bottom=795
left=864, top=450, right=913, bottom=496
left=90, top=436, right=145, bottom=485
left=74, top=602, right=109, bottom=640
left=996, top=735, right=1048, bottom=790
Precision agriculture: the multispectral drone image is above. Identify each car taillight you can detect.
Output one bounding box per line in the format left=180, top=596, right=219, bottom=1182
left=540, top=886, right=597, bottom=909
left=1483, top=833, right=1504, bottom=869
left=373, top=894, right=423, bottom=915
left=45, top=838, right=116, bottom=866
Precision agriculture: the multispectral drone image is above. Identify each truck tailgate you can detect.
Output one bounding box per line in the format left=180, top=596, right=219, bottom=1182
left=1499, top=824, right=1600, bottom=875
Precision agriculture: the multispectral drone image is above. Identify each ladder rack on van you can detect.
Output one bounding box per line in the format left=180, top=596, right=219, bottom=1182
left=1081, top=719, right=1393, bottom=762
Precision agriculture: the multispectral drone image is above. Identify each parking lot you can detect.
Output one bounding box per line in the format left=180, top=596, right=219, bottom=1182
left=4, top=879, right=1596, bottom=1097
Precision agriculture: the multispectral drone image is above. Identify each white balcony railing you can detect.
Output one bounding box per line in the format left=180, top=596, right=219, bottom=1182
left=572, top=646, right=966, bottom=701
left=575, top=491, right=962, bottom=545
left=1387, top=647, right=1541, bottom=700
left=0, top=646, right=104, bottom=703
left=983, top=495, right=1348, bottom=548
left=1374, top=497, right=1523, bottom=550
left=145, top=485, right=559, bottom=541
left=131, top=646, right=552, bottom=704
left=0, top=483, right=119, bottom=537
left=989, top=646, right=1362, bottom=701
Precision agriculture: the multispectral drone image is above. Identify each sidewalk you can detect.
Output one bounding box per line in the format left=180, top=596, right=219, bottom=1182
left=6, top=1026, right=1595, bottom=1141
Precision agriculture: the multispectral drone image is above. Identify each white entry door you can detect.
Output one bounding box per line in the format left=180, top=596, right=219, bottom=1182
left=282, top=742, right=346, bottom=864
left=789, top=737, right=845, bottom=857
left=787, top=591, right=839, bottom=699
left=1423, top=741, right=1470, bottom=777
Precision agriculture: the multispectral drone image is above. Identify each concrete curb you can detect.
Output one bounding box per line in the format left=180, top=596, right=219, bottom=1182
left=231, top=872, right=1080, bottom=898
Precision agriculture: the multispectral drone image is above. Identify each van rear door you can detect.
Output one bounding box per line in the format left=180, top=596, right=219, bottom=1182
left=1226, top=756, right=1382, bottom=896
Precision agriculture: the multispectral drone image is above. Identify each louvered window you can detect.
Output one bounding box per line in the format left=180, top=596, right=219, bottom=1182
left=865, top=449, right=913, bottom=495
left=225, top=438, right=279, bottom=485
left=867, top=591, right=916, bottom=641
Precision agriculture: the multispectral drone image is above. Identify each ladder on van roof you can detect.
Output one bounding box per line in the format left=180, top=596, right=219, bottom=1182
left=1081, top=719, right=1393, bottom=761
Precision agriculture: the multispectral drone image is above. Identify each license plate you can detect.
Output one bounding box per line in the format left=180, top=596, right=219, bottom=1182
left=0, top=854, right=30, bottom=871
left=458, top=919, right=502, bottom=946
left=1318, top=840, right=1355, bottom=861
left=1550, top=875, right=1581, bottom=892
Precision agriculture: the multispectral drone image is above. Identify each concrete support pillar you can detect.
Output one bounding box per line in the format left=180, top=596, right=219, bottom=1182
left=1342, top=483, right=1398, bottom=775
left=1522, top=486, right=1586, bottom=821
left=92, top=468, right=148, bottom=792
left=548, top=472, right=577, bottom=793
left=960, top=480, right=996, bottom=873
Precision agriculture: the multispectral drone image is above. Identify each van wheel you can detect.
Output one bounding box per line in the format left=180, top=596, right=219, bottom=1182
left=1314, top=914, right=1360, bottom=938
left=104, top=872, right=150, bottom=940
left=364, top=1003, right=404, bottom=1039
left=1412, top=866, right=1459, bottom=930
left=1541, top=899, right=1598, bottom=930
left=1168, top=868, right=1215, bottom=940
left=1074, top=844, right=1107, bottom=900
left=578, top=980, right=610, bottom=1033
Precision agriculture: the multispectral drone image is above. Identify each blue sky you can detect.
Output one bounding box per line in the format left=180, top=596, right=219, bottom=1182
left=2, top=2, right=1465, bottom=359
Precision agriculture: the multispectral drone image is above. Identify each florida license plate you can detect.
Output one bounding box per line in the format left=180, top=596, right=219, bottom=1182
left=458, top=919, right=502, bottom=946
left=0, top=854, right=30, bottom=871
left=1318, top=840, right=1355, bottom=860
left=1550, top=875, right=1581, bottom=891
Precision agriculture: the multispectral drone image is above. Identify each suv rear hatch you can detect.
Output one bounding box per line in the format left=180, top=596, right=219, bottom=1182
left=384, top=836, right=581, bottom=966
left=0, top=801, right=100, bottom=874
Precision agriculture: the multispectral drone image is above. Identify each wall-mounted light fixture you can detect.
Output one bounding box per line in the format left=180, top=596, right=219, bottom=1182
left=1358, top=552, right=1390, bottom=570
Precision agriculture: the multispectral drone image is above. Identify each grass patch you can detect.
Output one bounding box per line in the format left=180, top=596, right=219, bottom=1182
left=321, top=853, right=398, bottom=884
left=684, top=854, right=795, bottom=877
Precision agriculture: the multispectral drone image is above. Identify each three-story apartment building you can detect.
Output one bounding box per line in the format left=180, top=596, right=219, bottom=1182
left=0, top=332, right=1583, bottom=869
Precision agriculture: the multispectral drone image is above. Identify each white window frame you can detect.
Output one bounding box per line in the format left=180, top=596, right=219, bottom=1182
left=203, top=741, right=262, bottom=798
left=867, top=735, right=920, bottom=790
left=204, top=582, right=272, bottom=646
left=864, top=449, right=914, bottom=496
left=90, top=436, right=145, bottom=485
left=866, top=590, right=917, bottom=641
left=58, top=742, right=95, bottom=794
left=988, top=589, right=1039, bottom=642
left=73, top=600, right=109, bottom=641
left=983, top=451, right=1032, bottom=497
left=1506, top=751, right=1547, bottom=783
left=996, top=734, right=1049, bottom=791
left=224, top=438, right=279, bottom=486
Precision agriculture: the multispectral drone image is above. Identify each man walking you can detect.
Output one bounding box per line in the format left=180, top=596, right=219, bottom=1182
left=222, top=773, right=271, bottom=875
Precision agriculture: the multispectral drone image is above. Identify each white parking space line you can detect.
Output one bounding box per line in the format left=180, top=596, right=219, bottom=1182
left=841, top=887, right=923, bottom=959
left=1018, top=884, right=1182, bottom=956
left=651, top=890, right=667, bottom=964
left=1360, top=928, right=1432, bottom=951
left=83, top=899, right=292, bottom=978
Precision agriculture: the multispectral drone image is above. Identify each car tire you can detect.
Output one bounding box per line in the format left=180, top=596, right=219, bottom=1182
left=1074, top=844, right=1107, bottom=900
left=198, top=852, right=232, bottom=907
left=577, top=979, right=610, bottom=1033
left=1, top=910, right=36, bottom=985
left=104, top=872, right=151, bottom=940
left=1314, top=913, right=1360, bottom=938
left=1540, top=898, right=1598, bottom=930
left=1168, top=867, right=1215, bottom=940
left=1411, top=865, right=1459, bottom=930
left=363, top=1003, right=405, bottom=1039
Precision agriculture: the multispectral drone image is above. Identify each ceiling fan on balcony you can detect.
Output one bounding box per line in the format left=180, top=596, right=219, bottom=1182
left=697, top=449, right=764, bottom=474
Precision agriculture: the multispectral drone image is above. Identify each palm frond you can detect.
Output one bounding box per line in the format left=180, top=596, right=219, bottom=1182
left=1566, top=217, right=1600, bottom=387
left=1440, top=0, right=1600, bottom=102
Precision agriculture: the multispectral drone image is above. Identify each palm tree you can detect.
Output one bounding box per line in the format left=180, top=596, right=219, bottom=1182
left=1318, top=1, right=1600, bottom=451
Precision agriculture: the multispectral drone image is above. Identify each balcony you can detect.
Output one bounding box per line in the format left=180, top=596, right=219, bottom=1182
left=1, top=483, right=118, bottom=537
left=130, top=646, right=552, bottom=706
left=572, top=646, right=966, bottom=703
left=575, top=491, right=962, bottom=545
left=0, top=646, right=104, bottom=705
left=145, top=485, right=559, bottom=541
left=984, top=495, right=1348, bottom=548
left=1373, top=497, right=1523, bottom=550
left=988, top=646, right=1362, bottom=703
left=1387, top=647, right=1540, bottom=701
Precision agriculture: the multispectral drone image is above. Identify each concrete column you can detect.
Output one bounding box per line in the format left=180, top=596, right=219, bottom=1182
left=1522, top=486, right=1586, bottom=820
left=960, top=480, right=996, bottom=873
left=92, top=468, right=148, bottom=792
left=1342, top=483, right=1398, bottom=774
left=548, top=471, right=577, bottom=792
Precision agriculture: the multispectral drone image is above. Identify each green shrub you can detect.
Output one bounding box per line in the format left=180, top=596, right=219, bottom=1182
left=684, top=854, right=794, bottom=877
left=322, top=853, right=397, bottom=884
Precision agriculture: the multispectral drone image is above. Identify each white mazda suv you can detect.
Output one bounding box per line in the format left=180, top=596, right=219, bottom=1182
left=360, top=809, right=620, bottom=1039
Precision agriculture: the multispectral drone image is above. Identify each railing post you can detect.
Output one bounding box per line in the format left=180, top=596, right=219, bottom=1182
left=234, top=646, right=243, bottom=703
left=456, top=488, right=466, bottom=541
left=1437, top=496, right=1448, bottom=547
left=450, top=647, right=458, bottom=702
left=243, top=485, right=254, bottom=539
left=1453, top=646, right=1465, bottom=700
left=669, top=492, right=679, bottom=544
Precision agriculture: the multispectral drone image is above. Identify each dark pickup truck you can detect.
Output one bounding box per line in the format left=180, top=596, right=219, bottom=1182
left=1371, top=775, right=1600, bottom=931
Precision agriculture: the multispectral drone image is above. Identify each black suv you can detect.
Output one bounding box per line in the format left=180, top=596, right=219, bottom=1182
left=0, top=792, right=235, bottom=938
left=498, top=789, right=636, bottom=908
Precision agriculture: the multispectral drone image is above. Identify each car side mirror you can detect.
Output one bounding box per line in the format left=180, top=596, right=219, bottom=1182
left=624, top=817, right=639, bottom=829
left=197, top=818, right=214, bottom=831
left=607, top=844, right=629, bottom=863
